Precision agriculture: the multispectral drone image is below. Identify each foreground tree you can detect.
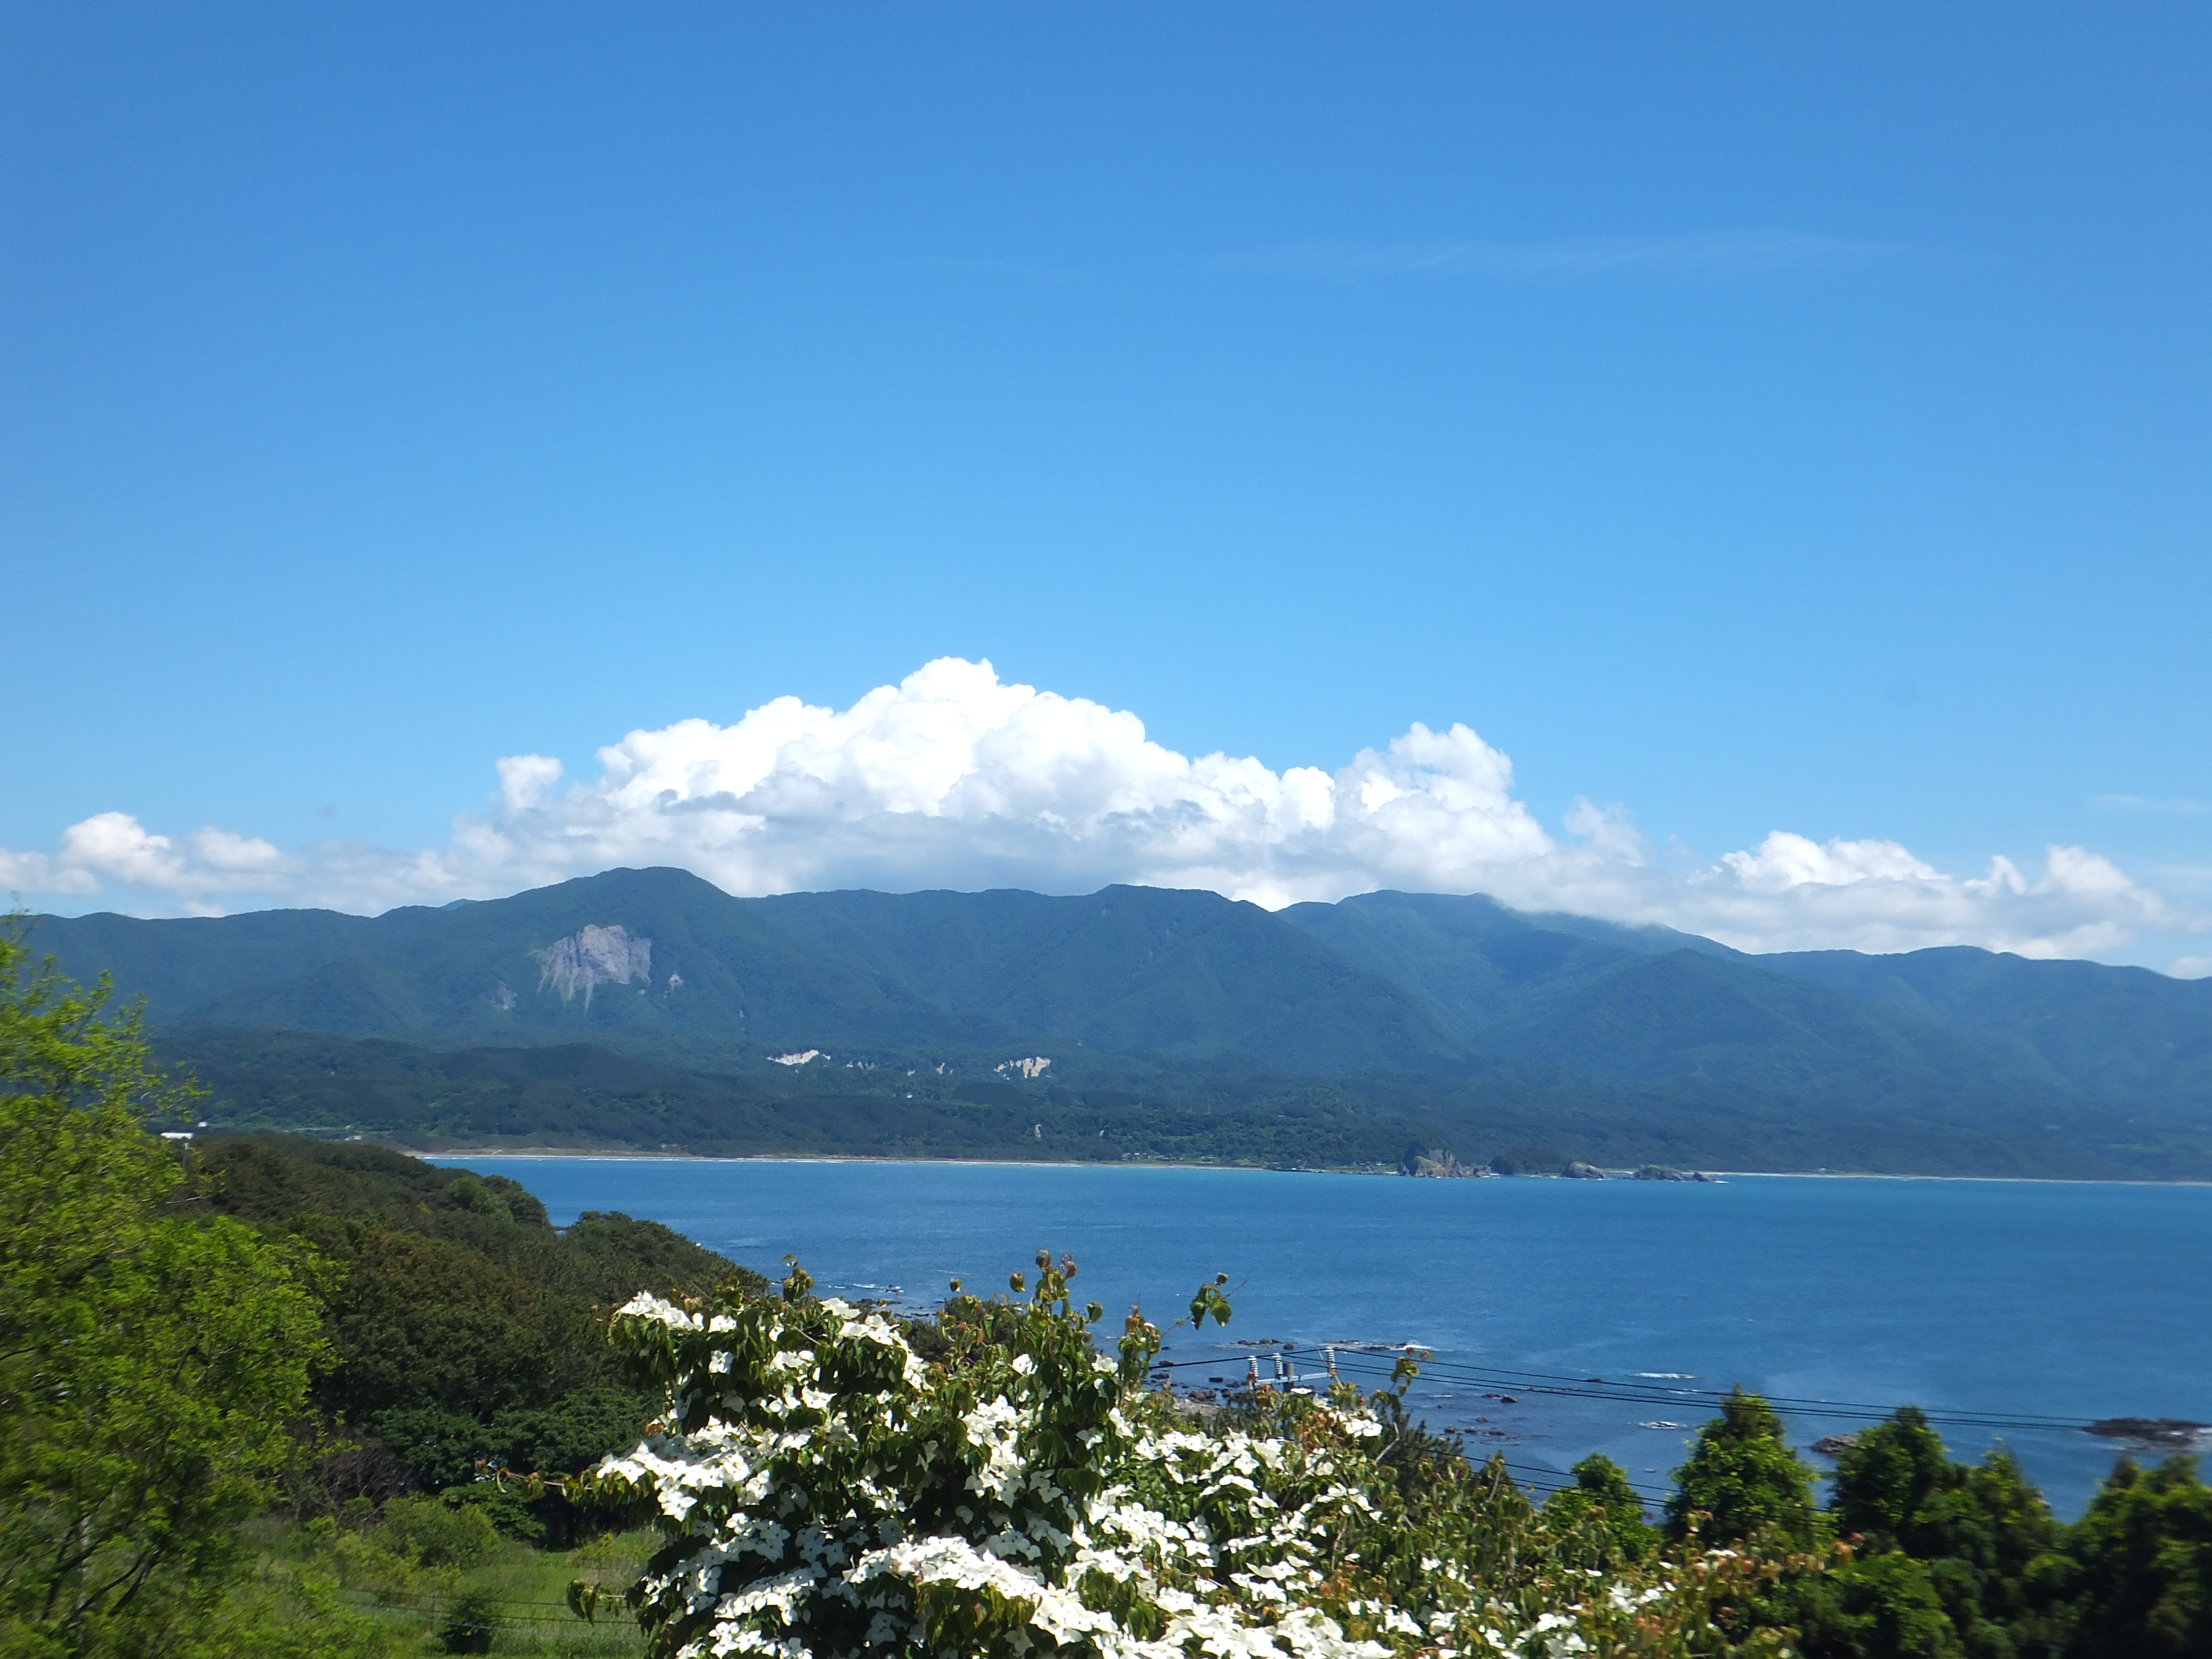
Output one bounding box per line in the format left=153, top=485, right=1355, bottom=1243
left=571, top=1253, right=1802, bottom=1657
left=1807, top=1407, right=2068, bottom=1658
left=1667, top=1389, right=1826, bottom=1552
left=2061, top=1454, right=2212, bottom=1658
left=1545, top=1455, right=1661, bottom=1563
left=0, top=924, right=329, bottom=1658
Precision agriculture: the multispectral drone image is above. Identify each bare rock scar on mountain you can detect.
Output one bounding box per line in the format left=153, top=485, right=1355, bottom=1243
left=534, top=924, right=653, bottom=1007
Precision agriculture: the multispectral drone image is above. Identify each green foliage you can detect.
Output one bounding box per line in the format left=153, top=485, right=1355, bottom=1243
left=1802, top=1552, right=1964, bottom=1659
left=321, top=1521, right=447, bottom=1605
left=0, top=923, right=331, bottom=1659
left=1814, top=1407, right=2068, bottom=1657
left=1667, top=1388, right=1827, bottom=1551
left=184, top=1132, right=758, bottom=1542
left=1833, top=1408, right=1963, bottom=1554
left=298, top=1508, right=648, bottom=1652
left=366, top=1387, right=653, bottom=1496
left=194, top=1551, right=402, bottom=1659
left=372, top=1496, right=501, bottom=1572
left=303, top=1221, right=563, bottom=1417
left=1544, top=1454, right=1660, bottom=1561
left=435, top=1587, right=498, bottom=1654
left=2061, top=1454, right=2212, bottom=1657
left=352, top=1387, right=659, bottom=1544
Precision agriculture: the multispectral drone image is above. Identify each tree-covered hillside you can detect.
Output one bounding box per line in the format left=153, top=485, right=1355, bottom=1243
left=157, top=1024, right=2212, bottom=1181
left=184, top=1135, right=764, bottom=1538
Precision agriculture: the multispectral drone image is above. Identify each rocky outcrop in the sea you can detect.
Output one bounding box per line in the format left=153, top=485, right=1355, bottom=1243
left=1563, top=1161, right=1608, bottom=1179
left=2088, top=1417, right=2210, bottom=1451
left=1399, top=1145, right=1482, bottom=1177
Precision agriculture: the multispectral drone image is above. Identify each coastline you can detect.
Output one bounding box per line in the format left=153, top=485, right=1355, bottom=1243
left=418, top=1147, right=1357, bottom=1175
left=408, top=1144, right=2212, bottom=1187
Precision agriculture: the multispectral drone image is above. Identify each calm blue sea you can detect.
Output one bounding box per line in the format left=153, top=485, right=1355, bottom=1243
left=433, top=1158, right=2212, bottom=1519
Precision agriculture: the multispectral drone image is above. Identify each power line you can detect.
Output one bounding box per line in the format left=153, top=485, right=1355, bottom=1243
left=1360, top=1357, right=2095, bottom=1433
left=1326, top=1358, right=2092, bottom=1435
left=1389, top=1355, right=2094, bottom=1428
left=1151, top=1345, right=2102, bottom=1437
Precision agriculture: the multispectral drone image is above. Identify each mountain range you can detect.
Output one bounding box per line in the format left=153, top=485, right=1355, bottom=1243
left=24, top=867, right=2212, bottom=1179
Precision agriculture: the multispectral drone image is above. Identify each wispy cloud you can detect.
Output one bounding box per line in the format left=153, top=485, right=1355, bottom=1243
left=4, top=659, right=2202, bottom=966
left=1219, top=229, right=1902, bottom=282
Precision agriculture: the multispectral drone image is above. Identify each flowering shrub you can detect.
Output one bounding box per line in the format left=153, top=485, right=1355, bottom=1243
left=570, top=1255, right=1802, bottom=1658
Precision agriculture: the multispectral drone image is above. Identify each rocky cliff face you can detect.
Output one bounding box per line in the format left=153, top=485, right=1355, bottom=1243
left=533, top=925, right=653, bottom=1007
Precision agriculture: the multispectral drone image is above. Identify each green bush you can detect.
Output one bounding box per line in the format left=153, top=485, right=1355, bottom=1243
left=372, top=1494, right=499, bottom=1570
left=436, top=1587, right=497, bottom=1654
left=323, top=1526, right=441, bottom=1602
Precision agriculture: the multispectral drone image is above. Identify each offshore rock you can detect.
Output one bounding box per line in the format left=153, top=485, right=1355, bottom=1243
left=2088, top=1417, right=2210, bottom=1450
left=1562, top=1160, right=1608, bottom=1179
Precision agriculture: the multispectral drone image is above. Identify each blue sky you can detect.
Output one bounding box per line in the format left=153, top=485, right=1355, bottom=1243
left=2, top=4, right=2207, bottom=967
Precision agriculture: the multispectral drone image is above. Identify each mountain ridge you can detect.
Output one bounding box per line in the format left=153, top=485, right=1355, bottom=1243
left=23, top=867, right=2212, bottom=1178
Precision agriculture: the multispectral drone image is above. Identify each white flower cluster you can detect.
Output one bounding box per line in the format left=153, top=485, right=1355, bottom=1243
left=585, top=1288, right=1771, bottom=1659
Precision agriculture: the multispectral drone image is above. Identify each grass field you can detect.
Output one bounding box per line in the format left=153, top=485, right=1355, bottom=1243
left=262, top=1521, right=658, bottom=1656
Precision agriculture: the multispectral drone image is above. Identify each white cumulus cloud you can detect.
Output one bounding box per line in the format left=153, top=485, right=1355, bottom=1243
left=4, top=658, right=2200, bottom=963
left=4, top=812, right=293, bottom=914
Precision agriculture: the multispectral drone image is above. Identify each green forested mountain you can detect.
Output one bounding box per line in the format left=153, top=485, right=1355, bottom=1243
left=40, top=874, right=1465, bottom=1070
left=1755, top=945, right=2212, bottom=1106
left=1280, top=891, right=2063, bottom=1106
left=25, top=868, right=2212, bottom=1178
